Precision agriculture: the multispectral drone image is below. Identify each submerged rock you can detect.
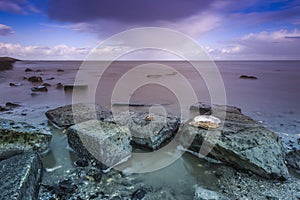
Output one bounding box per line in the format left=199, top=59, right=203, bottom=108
left=67, top=120, right=132, bottom=169
left=5, top=102, right=21, bottom=108
left=239, top=75, right=258, bottom=80
left=31, top=86, right=48, bottom=92
left=0, top=152, right=43, bottom=200
left=180, top=103, right=289, bottom=180
left=45, top=103, right=113, bottom=128
left=9, top=83, right=22, bottom=87
left=28, top=76, right=43, bottom=83
left=25, top=68, right=33, bottom=72
left=0, top=118, right=52, bottom=160
left=194, top=186, right=229, bottom=200
left=64, top=84, right=87, bottom=91
left=127, top=112, right=180, bottom=150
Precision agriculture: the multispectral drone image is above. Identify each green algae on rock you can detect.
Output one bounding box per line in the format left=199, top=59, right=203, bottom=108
left=0, top=118, right=52, bottom=160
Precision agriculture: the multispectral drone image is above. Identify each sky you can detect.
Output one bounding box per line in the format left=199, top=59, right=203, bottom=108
left=0, top=0, right=300, bottom=60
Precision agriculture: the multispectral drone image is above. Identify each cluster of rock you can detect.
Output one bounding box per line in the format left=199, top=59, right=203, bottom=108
left=44, top=102, right=291, bottom=181
left=1, top=101, right=298, bottom=199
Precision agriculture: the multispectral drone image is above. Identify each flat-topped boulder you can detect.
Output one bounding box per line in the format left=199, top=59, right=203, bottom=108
left=67, top=120, right=132, bottom=169
left=126, top=112, right=180, bottom=150
left=45, top=103, right=113, bottom=128
left=0, top=118, right=52, bottom=160
left=180, top=103, right=289, bottom=180
left=0, top=152, right=43, bottom=200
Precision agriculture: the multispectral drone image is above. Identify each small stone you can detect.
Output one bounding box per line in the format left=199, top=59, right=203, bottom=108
left=57, top=69, right=64, bottom=72
left=132, top=188, right=147, bottom=200
left=239, top=75, right=258, bottom=80
left=0, top=106, right=9, bottom=112
left=9, top=83, right=21, bottom=87
left=56, top=82, right=63, bottom=89
left=28, top=76, right=43, bottom=83
left=5, top=102, right=21, bottom=108
left=25, top=68, right=33, bottom=72
left=74, top=159, right=89, bottom=167
left=43, top=83, right=51, bottom=87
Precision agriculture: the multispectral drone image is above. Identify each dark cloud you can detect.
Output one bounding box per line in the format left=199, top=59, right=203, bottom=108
left=0, top=24, right=14, bottom=36
left=0, top=0, right=40, bottom=14
left=47, top=0, right=215, bottom=23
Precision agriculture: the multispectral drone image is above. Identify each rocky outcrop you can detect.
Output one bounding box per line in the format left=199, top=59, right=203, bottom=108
left=0, top=152, right=43, bottom=200
left=180, top=102, right=289, bottom=180
left=194, top=187, right=229, bottom=200
left=0, top=118, right=52, bottom=160
left=0, top=57, right=19, bottom=71
left=45, top=103, right=113, bottom=128
left=67, top=120, right=132, bottom=169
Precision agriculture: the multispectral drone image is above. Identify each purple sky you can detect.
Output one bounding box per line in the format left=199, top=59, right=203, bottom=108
left=0, top=0, right=300, bottom=60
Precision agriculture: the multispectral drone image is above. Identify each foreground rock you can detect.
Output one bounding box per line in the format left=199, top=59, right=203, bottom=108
left=127, top=112, right=180, bottom=150
left=194, top=186, right=229, bottom=200
left=45, top=103, right=113, bottom=128
left=0, top=153, right=43, bottom=200
left=180, top=102, right=289, bottom=180
left=0, top=118, right=52, bottom=159
left=39, top=166, right=179, bottom=200
left=67, top=120, right=132, bottom=169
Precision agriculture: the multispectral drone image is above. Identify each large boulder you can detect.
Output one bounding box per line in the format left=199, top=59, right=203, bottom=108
left=127, top=112, right=180, bottom=150
left=67, top=120, right=132, bottom=169
left=45, top=103, right=113, bottom=128
left=0, top=118, right=52, bottom=160
left=286, top=150, right=300, bottom=174
left=0, top=152, right=43, bottom=200
left=180, top=103, right=289, bottom=180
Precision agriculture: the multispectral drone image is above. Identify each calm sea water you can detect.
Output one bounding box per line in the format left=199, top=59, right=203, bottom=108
left=2, top=60, right=300, bottom=134
left=1, top=60, right=299, bottom=197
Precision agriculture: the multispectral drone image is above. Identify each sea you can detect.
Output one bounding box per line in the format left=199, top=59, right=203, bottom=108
left=0, top=60, right=300, bottom=197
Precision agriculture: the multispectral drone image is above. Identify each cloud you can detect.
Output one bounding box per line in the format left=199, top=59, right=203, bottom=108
left=208, top=29, right=300, bottom=60
left=0, top=0, right=40, bottom=14
left=0, top=43, right=90, bottom=60
left=0, top=24, right=14, bottom=36
left=47, top=0, right=217, bottom=23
